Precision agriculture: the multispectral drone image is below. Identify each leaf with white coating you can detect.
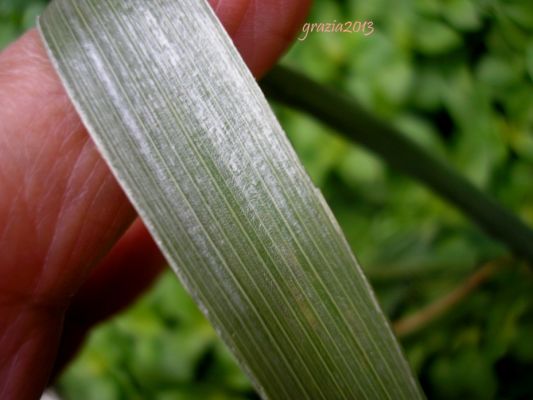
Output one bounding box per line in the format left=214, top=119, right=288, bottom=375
left=38, top=0, right=424, bottom=398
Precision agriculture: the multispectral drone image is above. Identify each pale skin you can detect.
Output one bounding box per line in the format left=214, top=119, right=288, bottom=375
left=0, top=1, right=311, bottom=398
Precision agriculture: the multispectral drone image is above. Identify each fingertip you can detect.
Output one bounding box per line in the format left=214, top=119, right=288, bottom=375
left=211, top=0, right=312, bottom=78
left=240, top=0, right=311, bottom=77
left=54, top=219, right=165, bottom=375
left=66, top=219, right=165, bottom=322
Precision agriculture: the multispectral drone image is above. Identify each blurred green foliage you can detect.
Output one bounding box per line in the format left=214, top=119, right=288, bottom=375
left=0, top=0, right=46, bottom=47
left=2, top=0, right=532, bottom=399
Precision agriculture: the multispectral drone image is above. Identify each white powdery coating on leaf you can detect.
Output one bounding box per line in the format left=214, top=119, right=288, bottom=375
left=38, top=0, right=424, bottom=398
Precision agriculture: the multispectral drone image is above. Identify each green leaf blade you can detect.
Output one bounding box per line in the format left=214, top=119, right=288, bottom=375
left=38, top=0, right=423, bottom=398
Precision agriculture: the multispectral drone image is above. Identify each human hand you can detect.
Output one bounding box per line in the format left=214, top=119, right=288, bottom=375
left=0, top=1, right=310, bottom=398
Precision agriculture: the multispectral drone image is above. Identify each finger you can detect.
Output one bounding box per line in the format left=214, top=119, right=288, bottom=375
left=70, top=220, right=164, bottom=325
left=0, top=32, right=136, bottom=399
left=225, top=0, right=311, bottom=77
left=53, top=220, right=165, bottom=376
left=0, top=0, right=311, bottom=397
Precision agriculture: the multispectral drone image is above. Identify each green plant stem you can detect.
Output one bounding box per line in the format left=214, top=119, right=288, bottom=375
left=393, top=258, right=505, bottom=337
left=261, top=65, right=533, bottom=265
